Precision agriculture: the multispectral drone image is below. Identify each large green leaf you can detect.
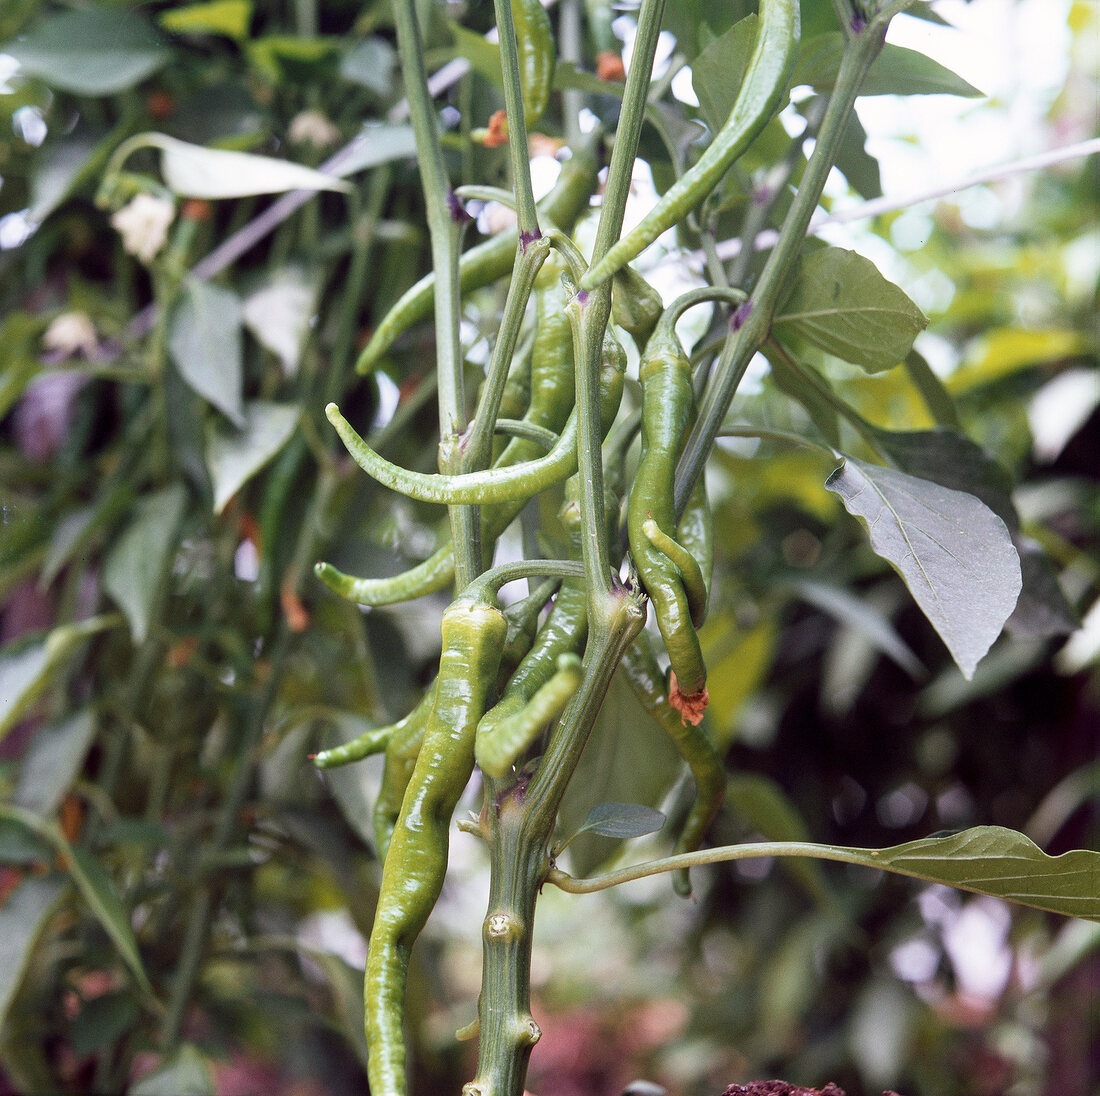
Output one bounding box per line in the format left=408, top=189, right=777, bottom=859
left=158, top=0, right=252, bottom=40
left=793, top=35, right=983, bottom=97
left=205, top=401, right=299, bottom=514
left=825, top=827, right=1100, bottom=922
left=774, top=247, right=927, bottom=373
left=824, top=458, right=1021, bottom=678
left=168, top=279, right=244, bottom=425
left=3, top=9, right=173, bottom=95
left=692, top=15, right=756, bottom=135
left=339, top=37, right=397, bottom=95
left=102, top=485, right=188, bottom=644
left=0, top=876, right=67, bottom=1032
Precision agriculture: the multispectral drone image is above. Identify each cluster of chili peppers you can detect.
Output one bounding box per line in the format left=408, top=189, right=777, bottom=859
left=309, top=1, right=803, bottom=1093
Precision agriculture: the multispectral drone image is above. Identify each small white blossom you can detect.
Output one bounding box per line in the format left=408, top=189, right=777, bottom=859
left=288, top=109, right=340, bottom=150
left=42, top=311, right=98, bottom=358
left=110, top=193, right=176, bottom=264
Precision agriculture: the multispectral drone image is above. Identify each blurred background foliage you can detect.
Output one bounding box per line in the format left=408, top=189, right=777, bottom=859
left=0, top=0, right=1097, bottom=1094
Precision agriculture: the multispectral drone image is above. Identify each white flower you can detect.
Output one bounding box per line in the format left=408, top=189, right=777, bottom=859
left=288, top=109, right=340, bottom=150
left=42, top=311, right=98, bottom=358
left=110, top=193, right=176, bottom=264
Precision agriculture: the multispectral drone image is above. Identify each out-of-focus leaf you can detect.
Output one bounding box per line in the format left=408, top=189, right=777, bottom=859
left=785, top=577, right=924, bottom=678
left=949, top=328, right=1091, bottom=393
left=848, top=979, right=915, bottom=1088
left=339, top=37, right=396, bottom=94
left=69, top=990, right=141, bottom=1057
left=158, top=0, right=252, bottom=40
left=1005, top=538, right=1079, bottom=639
left=130, top=1045, right=216, bottom=1096
left=128, top=133, right=350, bottom=199
left=0, top=313, right=44, bottom=420
left=825, top=458, right=1021, bottom=679
left=0, top=805, right=152, bottom=994
left=14, top=710, right=97, bottom=817
left=3, top=9, right=172, bottom=95
left=1027, top=367, right=1100, bottom=462
left=205, top=401, right=299, bottom=514
left=692, top=15, right=755, bottom=135
left=832, top=109, right=882, bottom=200
left=573, top=803, right=666, bottom=842
left=28, top=128, right=100, bottom=223
left=168, top=279, right=244, bottom=425
left=449, top=24, right=506, bottom=90
left=701, top=618, right=777, bottom=751
left=724, top=773, right=831, bottom=904
left=766, top=355, right=840, bottom=448
left=793, top=35, right=983, bottom=97
left=774, top=247, right=928, bottom=373
left=330, top=124, right=418, bottom=178
left=102, top=485, right=187, bottom=644
left=246, top=35, right=337, bottom=82
left=0, top=875, right=67, bottom=1031
left=557, top=669, right=680, bottom=878
left=242, top=267, right=321, bottom=375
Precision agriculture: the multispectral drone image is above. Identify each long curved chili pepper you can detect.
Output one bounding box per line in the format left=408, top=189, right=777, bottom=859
left=641, top=518, right=707, bottom=629
left=365, top=595, right=507, bottom=1096
left=325, top=328, right=624, bottom=507
left=580, top=0, right=799, bottom=289
left=620, top=632, right=726, bottom=898
left=611, top=263, right=663, bottom=351
left=357, top=144, right=598, bottom=372
left=626, top=321, right=708, bottom=713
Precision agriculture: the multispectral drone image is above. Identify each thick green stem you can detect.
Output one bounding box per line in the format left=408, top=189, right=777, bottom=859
left=390, top=0, right=479, bottom=586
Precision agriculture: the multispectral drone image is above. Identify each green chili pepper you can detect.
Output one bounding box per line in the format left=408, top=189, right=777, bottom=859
left=620, top=632, right=726, bottom=897
left=312, top=723, right=392, bottom=770
left=675, top=477, right=713, bottom=609
left=641, top=518, right=707, bottom=629
left=626, top=322, right=708, bottom=710
left=365, top=595, right=507, bottom=1096
left=372, top=683, right=437, bottom=858
left=357, top=145, right=597, bottom=372
left=475, top=525, right=589, bottom=777
left=611, top=263, right=663, bottom=351
left=325, top=327, right=624, bottom=507
left=511, top=0, right=554, bottom=128
left=580, top=0, right=800, bottom=289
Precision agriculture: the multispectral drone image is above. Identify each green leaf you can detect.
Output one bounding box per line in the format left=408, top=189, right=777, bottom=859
left=0, top=805, right=152, bottom=994
left=449, top=24, right=505, bottom=91
left=246, top=35, right=337, bottom=83
left=168, top=279, right=244, bottom=425
left=774, top=247, right=927, bottom=373
left=205, top=401, right=299, bottom=514
left=825, top=458, right=1021, bottom=679
left=242, top=267, right=322, bottom=375
left=0, top=636, right=60, bottom=740
left=0, top=875, right=67, bottom=1032
left=557, top=669, right=680, bottom=877
left=0, top=313, right=44, bottom=420
left=126, top=133, right=350, bottom=199
left=793, top=34, right=983, bottom=97
left=3, top=9, right=172, bottom=95
left=28, top=127, right=101, bottom=223
left=833, top=827, right=1100, bottom=922
left=130, top=1045, right=216, bottom=1096
left=339, top=37, right=397, bottom=95
left=577, top=803, right=666, bottom=841
left=158, top=0, right=252, bottom=40
left=14, top=710, right=97, bottom=817
left=102, top=485, right=188, bottom=644
left=329, top=124, right=418, bottom=178
left=692, top=15, right=756, bottom=136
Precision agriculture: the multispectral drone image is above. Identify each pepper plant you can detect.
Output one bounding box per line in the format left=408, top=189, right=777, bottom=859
left=1, top=0, right=1098, bottom=1094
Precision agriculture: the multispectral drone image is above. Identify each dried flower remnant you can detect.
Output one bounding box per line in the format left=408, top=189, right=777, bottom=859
left=110, top=194, right=176, bottom=264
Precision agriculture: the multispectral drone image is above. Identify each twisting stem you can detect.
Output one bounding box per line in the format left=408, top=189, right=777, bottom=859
left=390, top=0, right=479, bottom=586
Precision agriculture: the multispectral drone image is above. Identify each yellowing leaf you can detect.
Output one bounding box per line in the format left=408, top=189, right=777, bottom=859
left=158, top=1, right=252, bottom=40
left=950, top=328, right=1090, bottom=393
left=701, top=619, right=777, bottom=751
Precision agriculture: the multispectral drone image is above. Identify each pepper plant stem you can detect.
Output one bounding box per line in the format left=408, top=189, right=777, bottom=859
left=673, top=13, right=895, bottom=517
left=390, top=0, right=480, bottom=586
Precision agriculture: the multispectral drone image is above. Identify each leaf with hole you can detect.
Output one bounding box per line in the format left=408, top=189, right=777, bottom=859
left=825, top=458, right=1021, bottom=678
